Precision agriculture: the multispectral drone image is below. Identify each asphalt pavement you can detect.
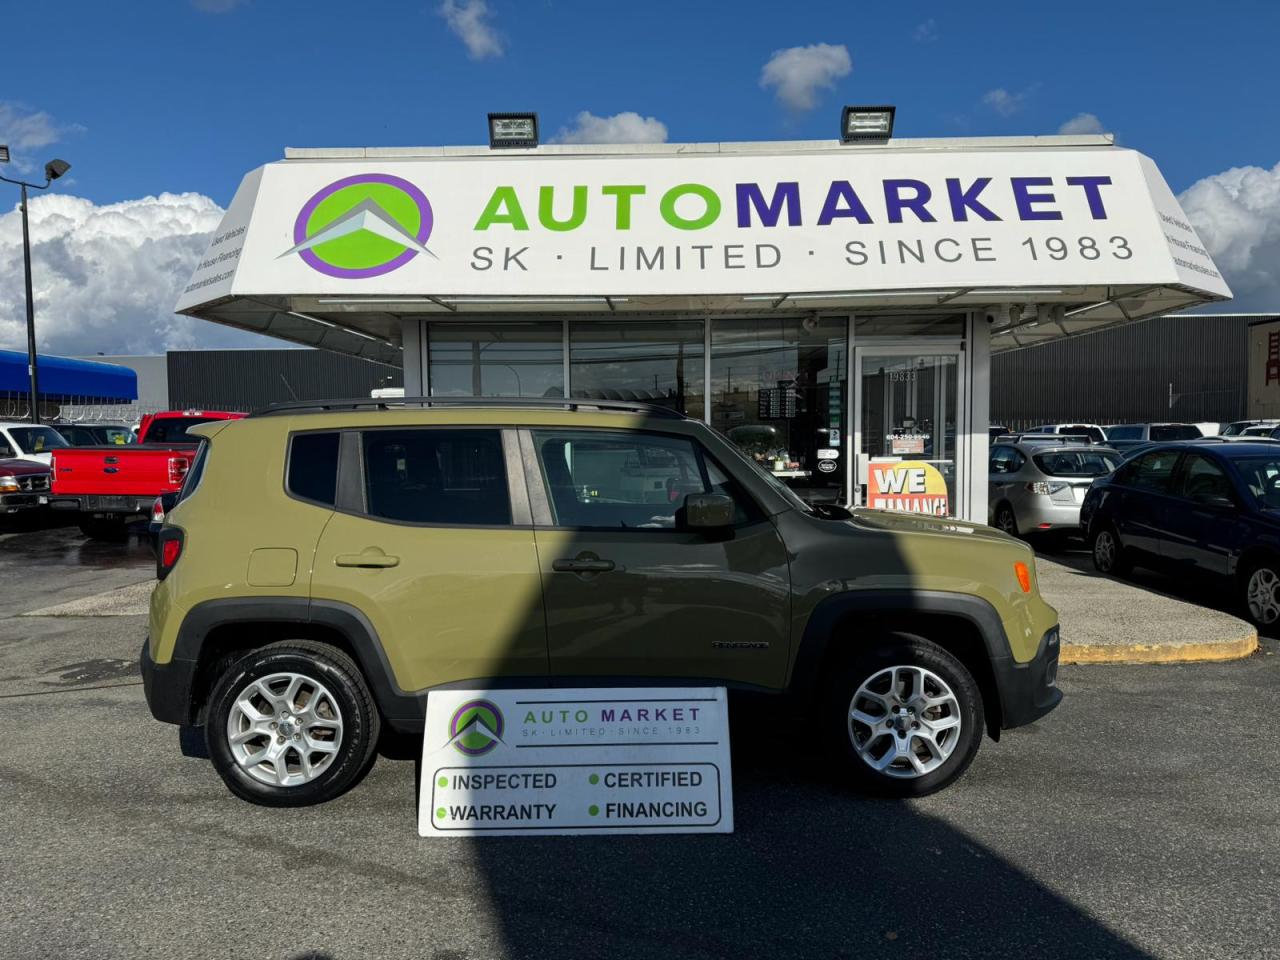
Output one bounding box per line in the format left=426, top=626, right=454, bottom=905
left=1, top=523, right=1278, bottom=960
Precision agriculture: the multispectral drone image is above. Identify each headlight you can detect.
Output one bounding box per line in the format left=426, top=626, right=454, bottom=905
left=0, top=476, right=18, bottom=492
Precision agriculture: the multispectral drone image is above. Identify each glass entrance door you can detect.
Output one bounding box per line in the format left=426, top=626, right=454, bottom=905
left=854, top=348, right=962, bottom=517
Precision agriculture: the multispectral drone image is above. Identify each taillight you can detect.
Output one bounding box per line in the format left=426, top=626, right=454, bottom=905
left=167, top=456, right=190, bottom=487
left=151, top=497, right=165, bottom=524
left=156, top=528, right=184, bottom=581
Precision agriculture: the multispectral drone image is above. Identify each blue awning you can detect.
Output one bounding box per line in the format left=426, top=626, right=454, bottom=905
left=0, top=350, right=138, bottom=403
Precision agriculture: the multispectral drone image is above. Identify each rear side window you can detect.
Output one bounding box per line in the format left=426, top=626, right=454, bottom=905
left=288, top=432, right=340, bottom=506
left=361, top=429, right=509, bottom=525
left=1150, top=424, right=1202, bottom=441
left=178, top=441, right=209, bottom=504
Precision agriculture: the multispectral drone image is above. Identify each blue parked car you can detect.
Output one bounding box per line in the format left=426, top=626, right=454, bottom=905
left=1080, top=441, right=1280, bottom=628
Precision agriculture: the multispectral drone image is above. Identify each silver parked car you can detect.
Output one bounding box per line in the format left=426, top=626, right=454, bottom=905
left=989, top=440, right=1122, bottom=536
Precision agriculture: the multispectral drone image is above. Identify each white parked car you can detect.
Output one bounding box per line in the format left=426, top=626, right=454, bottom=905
left=1024, top=423, right=1108, bottom=444
left=0, top=423, right=70, bottom=465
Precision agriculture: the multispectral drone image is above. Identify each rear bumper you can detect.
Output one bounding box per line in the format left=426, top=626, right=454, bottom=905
left=51, top=495, right=153, bottom=516
left=140, top=638, right=198, bottom=726
left=994, top=625, right=1062, bottom=729
left=1011, top=496, right=1083, bottom=531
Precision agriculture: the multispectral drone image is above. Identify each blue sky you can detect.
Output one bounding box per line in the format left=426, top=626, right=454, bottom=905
left=4, top=0, right=1276, bottom=204
left=1, top=0, right=1278, bottom=354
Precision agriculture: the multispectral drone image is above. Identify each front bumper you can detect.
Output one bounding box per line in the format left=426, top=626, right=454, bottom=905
left=994, top=625, right=1062, bottom=729
left=0, top=492, right=46, bottom=513
left=140, top=638, right=198, bottom=726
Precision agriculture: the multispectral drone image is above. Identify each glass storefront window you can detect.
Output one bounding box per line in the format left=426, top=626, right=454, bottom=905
left=710, top=317, right=847, bottom=504
left=428, top=322, right=564, bottom=398
left=569, top=320, right=704, bottom=419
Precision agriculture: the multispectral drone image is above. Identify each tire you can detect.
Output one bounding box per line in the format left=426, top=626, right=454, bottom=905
left=823, top=632, right=984, bottom=798
left=1090, top=523, right=1129, bottom=576
left=78, top=517, right=128, bottom=541
left=994, top=503, right=1019, bottom=538
left=1241, top=558, right=1280, bottom=629
left=206, top=641, right=380, bottom=806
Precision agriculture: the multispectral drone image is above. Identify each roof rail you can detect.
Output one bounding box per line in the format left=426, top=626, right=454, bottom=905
left=248, top=396, right=690, bottom=419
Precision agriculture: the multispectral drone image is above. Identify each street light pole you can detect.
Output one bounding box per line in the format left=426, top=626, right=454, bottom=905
left=18, top=183, right=41, bottom=423
left=1, top=151, right=72, bottom=425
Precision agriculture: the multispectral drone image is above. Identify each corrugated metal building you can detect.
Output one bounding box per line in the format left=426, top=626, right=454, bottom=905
left=167, top=349, right=401, bottom=411
left=991, top=313, right=1277, bottom=429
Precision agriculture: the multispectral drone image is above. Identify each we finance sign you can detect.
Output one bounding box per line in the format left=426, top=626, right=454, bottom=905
left=225, top=147, right=1190, bottom=298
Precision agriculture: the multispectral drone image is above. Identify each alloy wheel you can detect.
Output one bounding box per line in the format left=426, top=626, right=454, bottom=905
left=225, top=672, right=344, bottom=787
left=848, top=665, right=962, bottom=779
left=1247, top=567, right=1280, bottom=625
left=1094, top=530, right=1117, bottom=571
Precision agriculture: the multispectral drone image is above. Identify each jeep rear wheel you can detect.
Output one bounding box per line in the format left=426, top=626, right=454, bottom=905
left=206, top=641, right=380, bottom=806
left=824, top=633, right=983, bottom=797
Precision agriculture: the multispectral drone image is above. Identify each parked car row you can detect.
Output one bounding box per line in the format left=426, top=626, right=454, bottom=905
left=1082, top=440, right=1280, bottom=628
left=0, top=411, right=245, bottom=539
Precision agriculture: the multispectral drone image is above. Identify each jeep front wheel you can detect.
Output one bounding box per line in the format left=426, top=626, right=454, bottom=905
left=825, top=634, right=983, bottom=797
left=206, top=641, right=380, bottom=806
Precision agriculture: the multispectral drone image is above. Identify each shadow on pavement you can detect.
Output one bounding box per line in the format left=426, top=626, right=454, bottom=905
left=464, top=719, right=1153, bottom=960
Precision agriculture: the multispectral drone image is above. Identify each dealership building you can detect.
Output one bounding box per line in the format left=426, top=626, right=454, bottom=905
left=176, top=131, right=1229, bottom=523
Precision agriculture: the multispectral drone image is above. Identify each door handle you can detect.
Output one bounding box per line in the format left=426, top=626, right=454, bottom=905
left=553, top=557, right=616, bottom=573
left=335, top=551, right=400, bottom=569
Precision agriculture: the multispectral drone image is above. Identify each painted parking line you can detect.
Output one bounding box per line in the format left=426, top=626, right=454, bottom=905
left=21, top=580, right=153, bottom=618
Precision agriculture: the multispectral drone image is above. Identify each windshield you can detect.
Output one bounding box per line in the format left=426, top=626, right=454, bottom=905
left=9, top=427, right=69, bottom=454
left=1033, top=450, right=1119, bottom=477
left=1234, top=457, right=1280, bottom=510
left=144, top=416, right=220, bottom=443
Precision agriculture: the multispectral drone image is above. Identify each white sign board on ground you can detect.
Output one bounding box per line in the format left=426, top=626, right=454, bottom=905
left=419, top=687, right=732, bottom=836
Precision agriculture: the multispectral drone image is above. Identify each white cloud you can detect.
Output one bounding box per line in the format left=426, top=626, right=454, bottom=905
left=760, top=43, right=852, bottom=112
left=914, top=19, right=938, bottom=42
left=1058, top=112, right=1105, bottom=135
left=982, top=87, right=1030, bottom=117
left=0, top=102, right=82, bottom=173
left=0, top=192, right=276, bottom=355
left=439, top=0, right=503, bottom=59
left=1179, top=160, right=1280, bottom=312
left=551, top=111, right=668, bottom=145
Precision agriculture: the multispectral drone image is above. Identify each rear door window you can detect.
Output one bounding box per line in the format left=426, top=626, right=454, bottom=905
left=361, top=429, right=510, bottom=525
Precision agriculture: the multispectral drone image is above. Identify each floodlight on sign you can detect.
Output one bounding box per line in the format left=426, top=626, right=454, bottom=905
left=488, top=113, right=539, bottom=149
left=840, top=106, right=895, bottom=143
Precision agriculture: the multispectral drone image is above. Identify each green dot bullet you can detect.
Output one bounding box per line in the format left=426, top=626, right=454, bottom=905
left=589, top=774, right=600, bottom=785
left=438, top=776, right=448, bottom=788
left=436, top=807, right=446, bottom=819
left=589, top=804, right=600, bottom=816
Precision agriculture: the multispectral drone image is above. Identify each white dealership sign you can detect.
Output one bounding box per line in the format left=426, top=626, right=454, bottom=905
left=419, top=687, right=733, bottom=836
left=178, top=145, right=1229, bottom=310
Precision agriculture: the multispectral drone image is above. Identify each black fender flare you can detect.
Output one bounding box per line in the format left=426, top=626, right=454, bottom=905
left=171, top=597, right=426, bottom=728
left=788, top=589, right=1016, bottom=725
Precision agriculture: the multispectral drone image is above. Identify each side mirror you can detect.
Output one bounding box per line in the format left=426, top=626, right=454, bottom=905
left=683, top=493, right=734, bottom=530
left=1198, top=493, right=1234, bottom=509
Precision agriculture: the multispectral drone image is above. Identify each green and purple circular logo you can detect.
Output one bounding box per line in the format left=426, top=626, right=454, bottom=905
left=286, top=173, right=435, bottom=279
left=448, top=699, right=505, bottom=756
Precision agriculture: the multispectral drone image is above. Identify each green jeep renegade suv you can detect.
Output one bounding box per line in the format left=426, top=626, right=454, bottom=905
left=142, top=399, right=1061, bottom=806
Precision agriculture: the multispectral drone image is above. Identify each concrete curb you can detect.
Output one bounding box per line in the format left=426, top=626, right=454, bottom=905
left=1061, top=631, right=1259, bottom=665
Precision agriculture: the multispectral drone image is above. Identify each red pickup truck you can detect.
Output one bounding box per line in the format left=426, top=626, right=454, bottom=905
left=50, top=410, right=244, bottom=539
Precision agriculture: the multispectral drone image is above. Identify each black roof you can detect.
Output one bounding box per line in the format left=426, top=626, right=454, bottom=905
left=249, top=396, right=689, bottom=419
